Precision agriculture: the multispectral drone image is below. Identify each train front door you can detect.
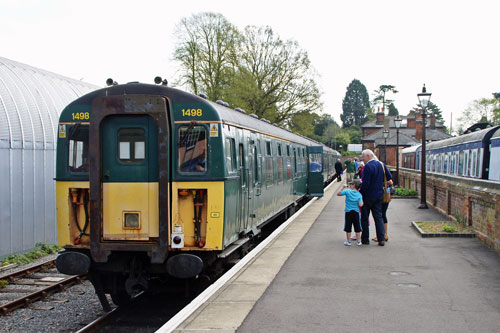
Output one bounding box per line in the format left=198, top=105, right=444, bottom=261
left=101, top=115, right=159, bottom=241
left=307, top=146, right=324, bottom=197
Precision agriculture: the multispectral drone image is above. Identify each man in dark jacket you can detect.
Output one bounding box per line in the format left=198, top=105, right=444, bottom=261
left=359, top=149, right=386, bottom=246
left=334, top=159, right=343, bottom=182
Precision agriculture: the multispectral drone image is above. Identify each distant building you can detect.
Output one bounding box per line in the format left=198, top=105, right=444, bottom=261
left=347, top=144, right=362, bottom=153
left=361, top=111, right=451, bottom=167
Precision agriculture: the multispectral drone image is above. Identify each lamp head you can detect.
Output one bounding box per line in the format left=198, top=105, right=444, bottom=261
left=394, top=115, right=402, bottom=128
left=417, top=84, right=432, bottom=109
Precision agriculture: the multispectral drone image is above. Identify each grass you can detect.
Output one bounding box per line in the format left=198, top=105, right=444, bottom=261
left=415, top=221, right=475, bottom=234
left=394, top=187, right=418, bottom=197
left=0, top=243, right=61, bottom=267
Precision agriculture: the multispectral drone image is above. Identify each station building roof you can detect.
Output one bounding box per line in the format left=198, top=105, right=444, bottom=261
left=0, top=57, right=99, bottom=149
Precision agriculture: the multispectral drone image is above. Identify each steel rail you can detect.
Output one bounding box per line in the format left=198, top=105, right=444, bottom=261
left=0, top=259, right=86, bottom=315
left=0, top=259, right=56, bottom=281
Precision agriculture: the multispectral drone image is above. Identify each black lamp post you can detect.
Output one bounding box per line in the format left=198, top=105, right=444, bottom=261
left=383, top=129, right=389, bottom=164
left=394, top=115, right=402, bottom=186
left=417, top=84, right=431, bottom=209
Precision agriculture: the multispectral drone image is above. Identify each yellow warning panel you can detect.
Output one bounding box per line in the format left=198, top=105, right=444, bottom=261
left=210, top=124, right=219, bottom=137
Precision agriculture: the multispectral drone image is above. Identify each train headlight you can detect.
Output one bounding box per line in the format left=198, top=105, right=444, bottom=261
left=124, top=212, right=140, bottom=228
left=171, top=225, right=184, bottom=248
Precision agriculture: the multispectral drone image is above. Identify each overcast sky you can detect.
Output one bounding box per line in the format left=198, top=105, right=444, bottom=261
left=1, top=0, right=498, bottom=131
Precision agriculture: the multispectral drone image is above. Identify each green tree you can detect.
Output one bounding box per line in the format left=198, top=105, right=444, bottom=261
left=346, top=125, right=362, bottom=144
left=289, top=110, right=321, bottom=139
left=173, top=12, right=239, bottom=101
left=341, top=79, right=370, bottom=127
left=427, top=101, right=444, bottom=123
left=373, top=85, right=398, bottom=113
left=388, top=103, right=399, bottom=116
left=457, top=98, right=497, bottom=133
left=231, top=25, right=322, bottom=125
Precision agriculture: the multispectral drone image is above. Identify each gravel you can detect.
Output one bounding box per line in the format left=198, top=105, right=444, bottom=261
left=0, top=255, right=112, bottom=333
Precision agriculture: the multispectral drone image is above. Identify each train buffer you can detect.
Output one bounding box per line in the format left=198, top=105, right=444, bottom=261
left=160, top=182, right=500, bottom=332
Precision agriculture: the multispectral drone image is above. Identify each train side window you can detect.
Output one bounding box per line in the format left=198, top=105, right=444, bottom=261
left=277, top=157, right=284, bottom=182
left=458, top=151, right=464, bottom=176
left=278, top=144, right=282, bottom=156
left=225, top=138, right=236, bottom=173
left=68, top=125, right=89, bottom=173
left=476, top=149, right=481, bottom=177
left=178, top=125, right=207, bottom=173
left=471, top=150, right=477, bottom=177
left=265, top=141, right=271, bottom=156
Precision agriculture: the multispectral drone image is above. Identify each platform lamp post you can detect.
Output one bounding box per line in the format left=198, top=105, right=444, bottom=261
left=394, top=115, right=402, bottom=186
left=383, top=129, right=389, bottom=164
left=417, top=84, right=431, bottom=209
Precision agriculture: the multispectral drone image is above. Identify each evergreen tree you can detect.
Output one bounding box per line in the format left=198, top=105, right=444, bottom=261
left=341, top=79, right=370, bottom=127
left=388, top=103, right=399, bottom=116
left=427, top=101, right=444, bottom=123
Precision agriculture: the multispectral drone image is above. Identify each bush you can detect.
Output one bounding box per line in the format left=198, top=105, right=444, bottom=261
left=395, top=187, right=418, bottom=197
left=442, top=225, right=456, bottom=233
left=0, top=280, right=8, bottom=289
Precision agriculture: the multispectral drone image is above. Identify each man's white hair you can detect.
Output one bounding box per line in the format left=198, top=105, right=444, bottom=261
left=361, top=149, right=375, bottom=159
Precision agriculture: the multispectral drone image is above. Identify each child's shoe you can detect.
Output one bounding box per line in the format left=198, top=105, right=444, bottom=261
left=344, top=240, right=352, bottom=246
left=356, top=240, right=362, bottom=246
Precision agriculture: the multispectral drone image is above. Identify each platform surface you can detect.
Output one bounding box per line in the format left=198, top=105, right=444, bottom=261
left=172, top=182, right=500, bottom=332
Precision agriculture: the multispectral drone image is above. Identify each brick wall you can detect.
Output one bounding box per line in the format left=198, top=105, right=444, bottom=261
left=399, top=168, right=500, bottom=253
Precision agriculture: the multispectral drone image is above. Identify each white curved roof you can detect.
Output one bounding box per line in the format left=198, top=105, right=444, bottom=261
left=0, top=57, right=99, bottom=149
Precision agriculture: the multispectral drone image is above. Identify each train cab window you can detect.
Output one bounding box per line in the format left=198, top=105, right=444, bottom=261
left=118, top=129, right=146, bottom=162
left=225, top=138, right=236, bottom=173
left=178, top=125, right=207, bottom=173
left=68, top=125, right=89, bottom=173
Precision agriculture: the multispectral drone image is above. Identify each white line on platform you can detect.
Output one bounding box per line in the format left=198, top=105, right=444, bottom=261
left=156, top=182, right=336, bottom=333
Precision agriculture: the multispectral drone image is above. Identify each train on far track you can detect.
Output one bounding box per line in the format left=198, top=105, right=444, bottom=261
left=402, top=124, right=500, bottom=181
left=54, top=79, right=340, bottom=308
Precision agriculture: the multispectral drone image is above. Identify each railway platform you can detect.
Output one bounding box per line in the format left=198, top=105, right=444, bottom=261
left=164, top=181, right=500, bottom=332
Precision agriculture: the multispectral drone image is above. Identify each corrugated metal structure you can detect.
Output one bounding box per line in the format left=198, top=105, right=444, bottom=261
left=0, top=57, right=99, bottom=258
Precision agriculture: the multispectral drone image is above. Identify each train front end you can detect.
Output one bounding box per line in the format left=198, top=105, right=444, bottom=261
left=55, top=84, right=226, bottom=306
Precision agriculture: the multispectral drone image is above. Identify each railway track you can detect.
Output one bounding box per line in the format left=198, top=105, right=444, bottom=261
left=0, top=259, right=86, bottom=315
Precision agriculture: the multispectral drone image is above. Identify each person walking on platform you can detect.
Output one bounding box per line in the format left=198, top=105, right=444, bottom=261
left=373, top=162, right=393, bottom=242
left=344, top=158, right=356, bottom=182
left=359, top=149, right=386, bottom=246
left=334, top=159, right=343, bottom=182
left=337, top=180, right=364, bottom=246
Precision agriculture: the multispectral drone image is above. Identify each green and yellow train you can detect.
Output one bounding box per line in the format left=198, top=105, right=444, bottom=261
left=55, top=81, right=339, bottom=306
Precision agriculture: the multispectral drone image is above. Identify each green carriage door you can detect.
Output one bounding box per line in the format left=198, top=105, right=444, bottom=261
left=101, top=115, right=159, bottom=241
left=237, top=144, right=248, bottom=232
left=308, top=146, right=324, bottom=197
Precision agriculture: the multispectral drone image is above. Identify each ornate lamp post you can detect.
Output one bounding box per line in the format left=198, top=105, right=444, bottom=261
left=383, top=129, right=389, bottom=164
left=394, top=115, right=402, bottom=186
left=417, top=84, right=431, bottom=209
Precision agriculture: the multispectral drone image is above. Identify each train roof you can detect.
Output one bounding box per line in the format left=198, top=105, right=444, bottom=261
left=491, top=127, right=500, bottom=140
left=426, top=125, right=500, bottom=151
left=208, top=100, right=337, bottom=153
left=402, top=144, right=421, bottom=154
left=59, top=82, right=339, bottom=155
